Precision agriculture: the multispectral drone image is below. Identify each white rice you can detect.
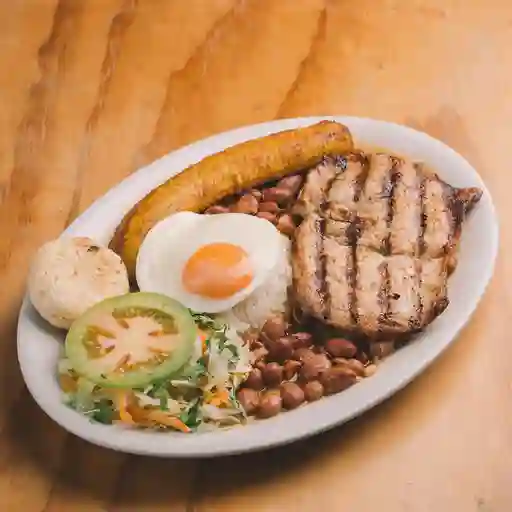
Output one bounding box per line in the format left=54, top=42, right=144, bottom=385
left=223, top=233, right=292, bottom=331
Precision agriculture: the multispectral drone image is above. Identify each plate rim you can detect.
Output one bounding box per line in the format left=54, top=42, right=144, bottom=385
left=17, top=115, right=499, bottom=458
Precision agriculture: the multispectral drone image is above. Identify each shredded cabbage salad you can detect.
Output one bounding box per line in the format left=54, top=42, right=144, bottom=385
left=57, top=312, right=252, bottom=433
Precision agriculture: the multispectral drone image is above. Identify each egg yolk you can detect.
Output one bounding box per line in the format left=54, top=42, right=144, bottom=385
left=182, top=243, right=253, bottom=299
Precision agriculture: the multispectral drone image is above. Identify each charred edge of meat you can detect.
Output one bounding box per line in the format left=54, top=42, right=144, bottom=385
left=318, top=162, right=347, bottom=319
left=384, top=157, right=402, bottom=255
left=427, top=297, right=450, bottom=325
left=434, top=296, right=450, bottom=317
left=458, top=186, right=483, bottom=215
left=449, top=186, right=482, bottom=246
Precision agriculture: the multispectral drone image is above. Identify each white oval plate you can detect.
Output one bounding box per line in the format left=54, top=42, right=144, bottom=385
left=17, top=117, right=498, bottom=458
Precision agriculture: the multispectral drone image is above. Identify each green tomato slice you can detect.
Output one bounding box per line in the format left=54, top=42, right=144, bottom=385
left=64, top=292, right=197, bottom=388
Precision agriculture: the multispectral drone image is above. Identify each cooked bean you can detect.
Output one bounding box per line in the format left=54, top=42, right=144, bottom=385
left=319, top=367, right=357, bottom=395
left=258, top=390, right=282, bottom=418
left=346, top=358, right=366, bottom=377
left=234, top=193, right=259, bottom=214
left=262, top=316, right=288, bottom=341
left=299, top=353, right=331, bottom=381
left=276, top=214, right=296, bottom=236
left=205, top=205, right=229, bottom=214
left=258, top=201, right=280, bottom=213
left=303, top=380, right=324, bottom=402
left=325, top=338, right=357, bottom=358
left=244, top=368, right=264, bottom=390
left=280, top=382, right=305, bottom=410
left=292, top=332, right=313, bottom=348
left=293, top=347, right=316, bottom=362
left=262, top=187, right=294, bottom=205
left=236, top=388, right=260, bottom=415
left=262, top=362, right=284, bottom=387
left=283, top=359, right=302, bottom=380
left=369, top=341, right=395, bottom=360
left=333, top=357, right=365, bottom=377
left=267, top=336, right=294, bottom=362
left=256, top=211, right=277, bottom=223
left=278, top=175, right=303, bottom=194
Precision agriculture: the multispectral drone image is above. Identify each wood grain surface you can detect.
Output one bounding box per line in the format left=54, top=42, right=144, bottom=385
left=0, top=1, right=510, bottom=511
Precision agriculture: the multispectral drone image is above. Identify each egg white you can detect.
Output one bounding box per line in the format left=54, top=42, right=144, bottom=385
left=135, top=212, right=283, bottom=313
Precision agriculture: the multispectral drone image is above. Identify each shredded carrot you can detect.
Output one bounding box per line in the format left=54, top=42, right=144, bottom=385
left=208, top=388, right=230, bottom=407
left=115, top=391, right=135, bottom=424
left=198, top=329, right=208, bottom=354
left=146, top=410, right=191, bottom=433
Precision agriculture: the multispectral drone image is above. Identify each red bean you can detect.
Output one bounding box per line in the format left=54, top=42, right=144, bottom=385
left=319, top=367, right=357, bottom=395
left=237, top=388, right=260, bottom=415
left=244, top=369, right=264, bottom=390
left=262, top=187, right=294, bottom=205
left=234, top=194, right=259, bottom=215
left=276, top=214, right=296, bottom=236
left=257, top=391, right=282, bottom=418
left=267, top=336, right=294, bottom=362
left=256, top=211, right=277, bottom=223
left=299, top=353, right=331, bottom=381
left=280, top=382, right=305, bottom=410
left=205, top=205, right=229, bottom=214
left=292, top=332, right=313, bottom=348
left=261, top=362, right=284, bottom=387
left=262, top=316, right=288, bottom=341
left=303, top=380, right=324, bottom=402
left=325, top=338, right=357, bottom=358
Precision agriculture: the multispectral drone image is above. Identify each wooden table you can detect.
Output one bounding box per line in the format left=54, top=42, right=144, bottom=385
left=0, top=1, right=510, bottom=511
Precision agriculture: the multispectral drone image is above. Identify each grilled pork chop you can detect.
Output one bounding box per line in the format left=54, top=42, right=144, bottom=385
left=292, top=152, right=482, bottom=338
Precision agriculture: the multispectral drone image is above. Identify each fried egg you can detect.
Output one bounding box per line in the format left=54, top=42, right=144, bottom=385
left=135, top=212, right=283, bottom=313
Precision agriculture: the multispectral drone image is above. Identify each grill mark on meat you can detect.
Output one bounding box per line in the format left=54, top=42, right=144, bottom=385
left=414, top=257, right=423, bottom=329
left=348, top=155, right=370, bottom=327
left=378, top=261, right=391, bottom=330
left=416, top=167, right=427, bottom=322
left=357, top=154, right=395, bottom=253
left=385, top=157, right=401, bottom=254
left=353, top=152, right=370, bottom=202
left=418, top=167, right=427, bottom=256
left=318, top=216, right=328, bottom=318
left=318, top=166, right=342, bottom=318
